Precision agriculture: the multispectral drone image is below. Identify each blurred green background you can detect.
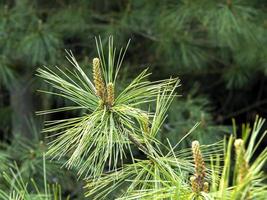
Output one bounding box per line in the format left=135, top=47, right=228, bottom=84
left=0, top=0, right=266, bottom=198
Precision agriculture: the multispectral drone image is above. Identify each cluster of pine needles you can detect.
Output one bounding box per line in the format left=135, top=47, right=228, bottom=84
left=1, top=37, right=266, bottom=200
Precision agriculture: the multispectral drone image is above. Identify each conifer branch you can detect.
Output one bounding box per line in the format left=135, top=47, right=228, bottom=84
left=127, top=132, right=150, bottom=156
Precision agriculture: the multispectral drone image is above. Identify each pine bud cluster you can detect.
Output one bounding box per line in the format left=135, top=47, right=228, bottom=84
left=142, top=114, right=150, bottom=134
left=191, top=140, right=209, bottom=194
left=107, top=83, right=114, bottom=107
left=234, top=139, right=249, bottom=184
left=92, top=58, right=115, bottom=108
left=93, top=58, right=105, bottom=100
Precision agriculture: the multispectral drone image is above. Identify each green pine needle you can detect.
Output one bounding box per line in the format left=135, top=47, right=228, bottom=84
left=36, top=37, right=179, bottom=179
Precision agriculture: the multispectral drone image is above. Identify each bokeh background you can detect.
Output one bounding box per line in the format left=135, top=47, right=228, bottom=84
left=0, top=0, right=266, bottom=199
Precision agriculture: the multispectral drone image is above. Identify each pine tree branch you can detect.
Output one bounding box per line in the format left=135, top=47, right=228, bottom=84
left=127, top=132, right=150, bottom=156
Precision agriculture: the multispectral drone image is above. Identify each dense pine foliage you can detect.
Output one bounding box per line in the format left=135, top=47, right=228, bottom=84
left=0, top=0, right=266, bottom=199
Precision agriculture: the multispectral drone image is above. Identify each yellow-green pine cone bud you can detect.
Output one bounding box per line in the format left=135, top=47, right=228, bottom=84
left=190, top=176, right=199, bottom=193
left=203, top=182, right=209, bottom=193
left=234, top=138, right=243, bottom=149
left=192, top=140, right=206, bottom=179
left=234, top=139, right=249, bottom=184
left=107, top=82, right=114, bottom=107
left=93, top=58, right=105, bottom=100
left=142, top=114, right=150, bottom=134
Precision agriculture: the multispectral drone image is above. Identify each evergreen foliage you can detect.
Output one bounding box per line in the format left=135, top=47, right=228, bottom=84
left=0, top=0, right=266, bottom=199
